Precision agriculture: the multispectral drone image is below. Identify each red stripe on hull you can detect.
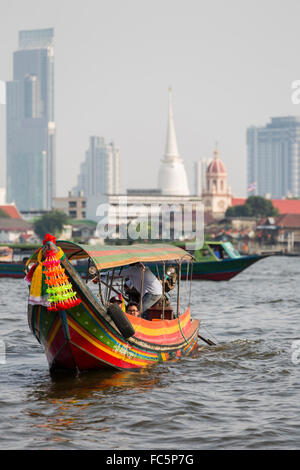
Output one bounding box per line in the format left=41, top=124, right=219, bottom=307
left=46, top=320, right=68, bottom=367
left=68, top=343, right=113, bottom=370
left=50, top=343, right=78, bottom=371
left=191, top=271, right=240, bottom=281
left=0, top=273, right=24, bottom=278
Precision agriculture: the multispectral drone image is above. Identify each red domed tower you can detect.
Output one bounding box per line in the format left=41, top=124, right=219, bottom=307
left=202, top=147, right=232, bottom=218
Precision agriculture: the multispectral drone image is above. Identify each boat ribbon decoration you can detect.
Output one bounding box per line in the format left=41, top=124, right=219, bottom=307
left=27, top=233, right=81, bottom=311
left=118, top=292, right=126, bottom=312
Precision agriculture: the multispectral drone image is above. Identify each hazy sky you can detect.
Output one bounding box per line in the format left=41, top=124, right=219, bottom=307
left=1, top=0, right=300, bottom=197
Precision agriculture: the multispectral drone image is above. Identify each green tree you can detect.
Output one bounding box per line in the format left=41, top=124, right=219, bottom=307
left=246, top=196, right=278, bottom=217
left=33, top=210, right=69, bottom=240
left=225, top=204, right=252, bottom=217
left=225, top=196, right=278, bottom=218
left=0, top=208, right=10, bottom=218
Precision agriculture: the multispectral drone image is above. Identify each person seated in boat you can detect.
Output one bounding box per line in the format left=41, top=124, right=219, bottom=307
left=164, top=266, right=177, bottom=292
left=214, top=247, right=223, bottom=259
left=107, top=263, right=162, bottom=320
left=126, top=301, right=140, bottom=317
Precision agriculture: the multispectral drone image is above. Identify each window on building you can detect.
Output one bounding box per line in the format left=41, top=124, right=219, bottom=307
left=69, top=201, right=77, bottom=208
left=69, top=210, right=77, bottom=218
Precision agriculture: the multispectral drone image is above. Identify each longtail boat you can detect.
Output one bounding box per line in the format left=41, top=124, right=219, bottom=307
left=186, top=241, right=271, bottom=281
left=0, top=246, right=13, bottom=262
left=0, top=260, right=29, bottom=278
left=149, top=241, right=270, bottom=281
left=0, top=244, right=38, bottom=278
left=25, top=237, right=199, bottom=373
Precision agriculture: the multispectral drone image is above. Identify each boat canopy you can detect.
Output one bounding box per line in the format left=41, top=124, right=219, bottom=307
left=54, top=241, right=192, bottom=271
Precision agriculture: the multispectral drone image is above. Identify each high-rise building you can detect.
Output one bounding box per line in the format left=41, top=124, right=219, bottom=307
left=158, top=88, right=190, bottom=195
left=194, top=158, right=212, bottom=196
left=73, top=136, right=120, bottom=197
left=247, top=117, right=300, bottom=199
left=6, top=28, right=55, bottom=211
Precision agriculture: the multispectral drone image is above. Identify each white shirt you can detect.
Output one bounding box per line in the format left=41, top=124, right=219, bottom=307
left=118, top=265, right=162, bottom=296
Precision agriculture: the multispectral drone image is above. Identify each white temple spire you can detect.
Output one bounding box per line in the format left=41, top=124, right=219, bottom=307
left=164, top=87, right=180, bottom=160
left=158, top=88, right=190, bottom=195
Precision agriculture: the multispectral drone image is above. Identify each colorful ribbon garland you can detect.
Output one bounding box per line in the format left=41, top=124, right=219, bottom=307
left=43, top=247, right=81, bottom=311
left=27, top=234, right=81, bottom=311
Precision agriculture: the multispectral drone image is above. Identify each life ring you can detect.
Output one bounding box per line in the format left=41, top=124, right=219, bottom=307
left=106, top=304, right=135, bottom=339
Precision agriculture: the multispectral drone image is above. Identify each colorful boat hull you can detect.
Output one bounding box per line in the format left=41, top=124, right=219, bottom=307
left=147, top=241, right=271, bottom=281
left=27, top=258, right=199, bottom=372
left=180, top=254, right=268, bottom=281
left=0, top=262, right=28, bottom=278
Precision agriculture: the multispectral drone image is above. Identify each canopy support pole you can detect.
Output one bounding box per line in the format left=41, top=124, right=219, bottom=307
left=139, top=263, right=145, bottom=315
left=97, top=271, right=105, bottom=306
left=86, top=257, right=91, bottom=284
left=162, top=261, right=166, bottom=320
left=176, top=261, right=181, bottom=317
left=188, top=260, right=194, bottom=307
left=107, top=268, right=115, bottom=304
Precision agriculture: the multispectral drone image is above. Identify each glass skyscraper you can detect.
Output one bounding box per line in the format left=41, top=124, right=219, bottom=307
left=247, top=117, right=300, bottom=199
left=6, top=28, right=55, bottom=211
left=73, top=136, right=120, bottom=197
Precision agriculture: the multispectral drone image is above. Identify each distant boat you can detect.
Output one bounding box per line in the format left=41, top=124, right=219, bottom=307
left=149, top=241, right=271, bottom=281
left=0, top=245, right=37, bottom=278
left=189, top=241, right=270, bottom=280
left=0, top=261, right=26, bottom=278
left=0, top=246, right=13, bottom=262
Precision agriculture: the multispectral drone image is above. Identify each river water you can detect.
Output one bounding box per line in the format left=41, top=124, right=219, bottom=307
left=0, top=255, right=299, bottom=450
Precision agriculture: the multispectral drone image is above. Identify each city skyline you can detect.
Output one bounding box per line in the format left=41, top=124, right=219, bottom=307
left=1, top=1, right=300, bottom=200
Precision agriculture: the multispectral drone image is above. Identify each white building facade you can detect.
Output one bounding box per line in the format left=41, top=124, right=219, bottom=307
left=86, top=192, right=203, bottom=242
